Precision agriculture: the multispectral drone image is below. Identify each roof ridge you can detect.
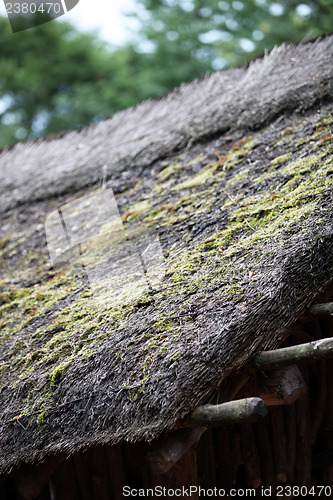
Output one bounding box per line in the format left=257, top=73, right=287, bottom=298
left=0, top=35, right=332, bottom=212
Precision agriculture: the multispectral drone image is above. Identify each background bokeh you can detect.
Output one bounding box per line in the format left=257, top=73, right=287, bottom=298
left=0, top=0, right=332, bottom=147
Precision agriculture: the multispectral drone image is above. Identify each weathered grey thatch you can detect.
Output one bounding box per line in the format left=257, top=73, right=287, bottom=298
left=1, top=35, right=333, bottom=213
left=0, top=35, right=333, bottom=473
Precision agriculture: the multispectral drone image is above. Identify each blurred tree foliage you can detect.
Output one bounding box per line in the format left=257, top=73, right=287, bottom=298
left=0, top=1, right=332, bottom=147
left=134, top=0, right=333, bottom=78
left=0, top=14, right=155, bottom=146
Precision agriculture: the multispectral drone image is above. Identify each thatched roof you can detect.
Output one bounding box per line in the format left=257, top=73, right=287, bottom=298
left=0, top=36, right=333, bottom=473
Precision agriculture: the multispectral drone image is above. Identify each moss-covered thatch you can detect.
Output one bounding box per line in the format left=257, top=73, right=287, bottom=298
left=0, top=36, right=333, bottom=473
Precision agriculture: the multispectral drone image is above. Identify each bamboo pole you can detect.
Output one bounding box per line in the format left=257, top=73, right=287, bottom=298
left=253, top=338, right=333, bottom=370
left=190, top=398, right=268, bottom=426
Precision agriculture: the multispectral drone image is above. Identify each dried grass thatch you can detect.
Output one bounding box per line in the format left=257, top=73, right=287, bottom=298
left=0, top=35, right=333, bottom=473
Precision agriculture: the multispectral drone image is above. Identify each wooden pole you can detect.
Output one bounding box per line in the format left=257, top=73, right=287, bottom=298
left=239, top=365, right=306, bottom=406
left=310, top=302, right=333, bottom=316
left=144, top=448, right=199, bottom=500
left=106, top=444, right=127, bottom=500
left=270, top=406, right=288, bottom=484
left=146, top=426, right=206, bottom=474
left=190, top=397, right=268, bottom=426
left=15, top=454, right=65, bottom=500
left=284, top=403, right=296, bottom=484
left=213, top=426, right=239, bottom=490
left=323, top=357, right=333, bottom=486
left=226, top=373, right=251, bottom=400
left=254, top=420, right=276, bottom=489
left=73, top=451, right=93, bottom=500
left=34, top=483, right=51, bottom=500
left=295, top=389, right=312, bottom=486
left=240, top=423, right=262, bottom=489
left=311, top=360, right=327, bottom=445
left=51, top=457, right=80, bottom=500
left=230, top=430, right=241, bottom=487
left=260, top=365, right=306, bottom=406
left=253, top=338, right=333, bottom=370
left=0, top=476, right=7, bottom=500
left=195, top=429, right=216, bottom=488
left=91, top=446, right=113, bottom=500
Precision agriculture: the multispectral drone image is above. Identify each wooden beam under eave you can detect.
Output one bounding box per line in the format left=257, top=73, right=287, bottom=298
left=146, top=426, right=206, bottom=475
left=310, top=302, right=333, bottom=317
left=144, top=448, right=199, bottom=499
left=253, top=338, right=333, bottom=371
left=239, top=365, right=307, bottom=406
left=190, top=397, right=268, bottom=426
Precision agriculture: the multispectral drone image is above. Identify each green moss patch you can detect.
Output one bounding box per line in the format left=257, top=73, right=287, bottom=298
left=0, top=105, right=332, bottom=426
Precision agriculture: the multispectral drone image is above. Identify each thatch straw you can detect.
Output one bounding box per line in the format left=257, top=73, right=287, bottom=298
left=0, top=35, right=332, bottom=212
left=0, top=35, right=332, bottom=473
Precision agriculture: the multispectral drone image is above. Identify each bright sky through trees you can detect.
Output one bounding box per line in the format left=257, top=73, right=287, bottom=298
left=0, top=0, right=137, bottom=44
